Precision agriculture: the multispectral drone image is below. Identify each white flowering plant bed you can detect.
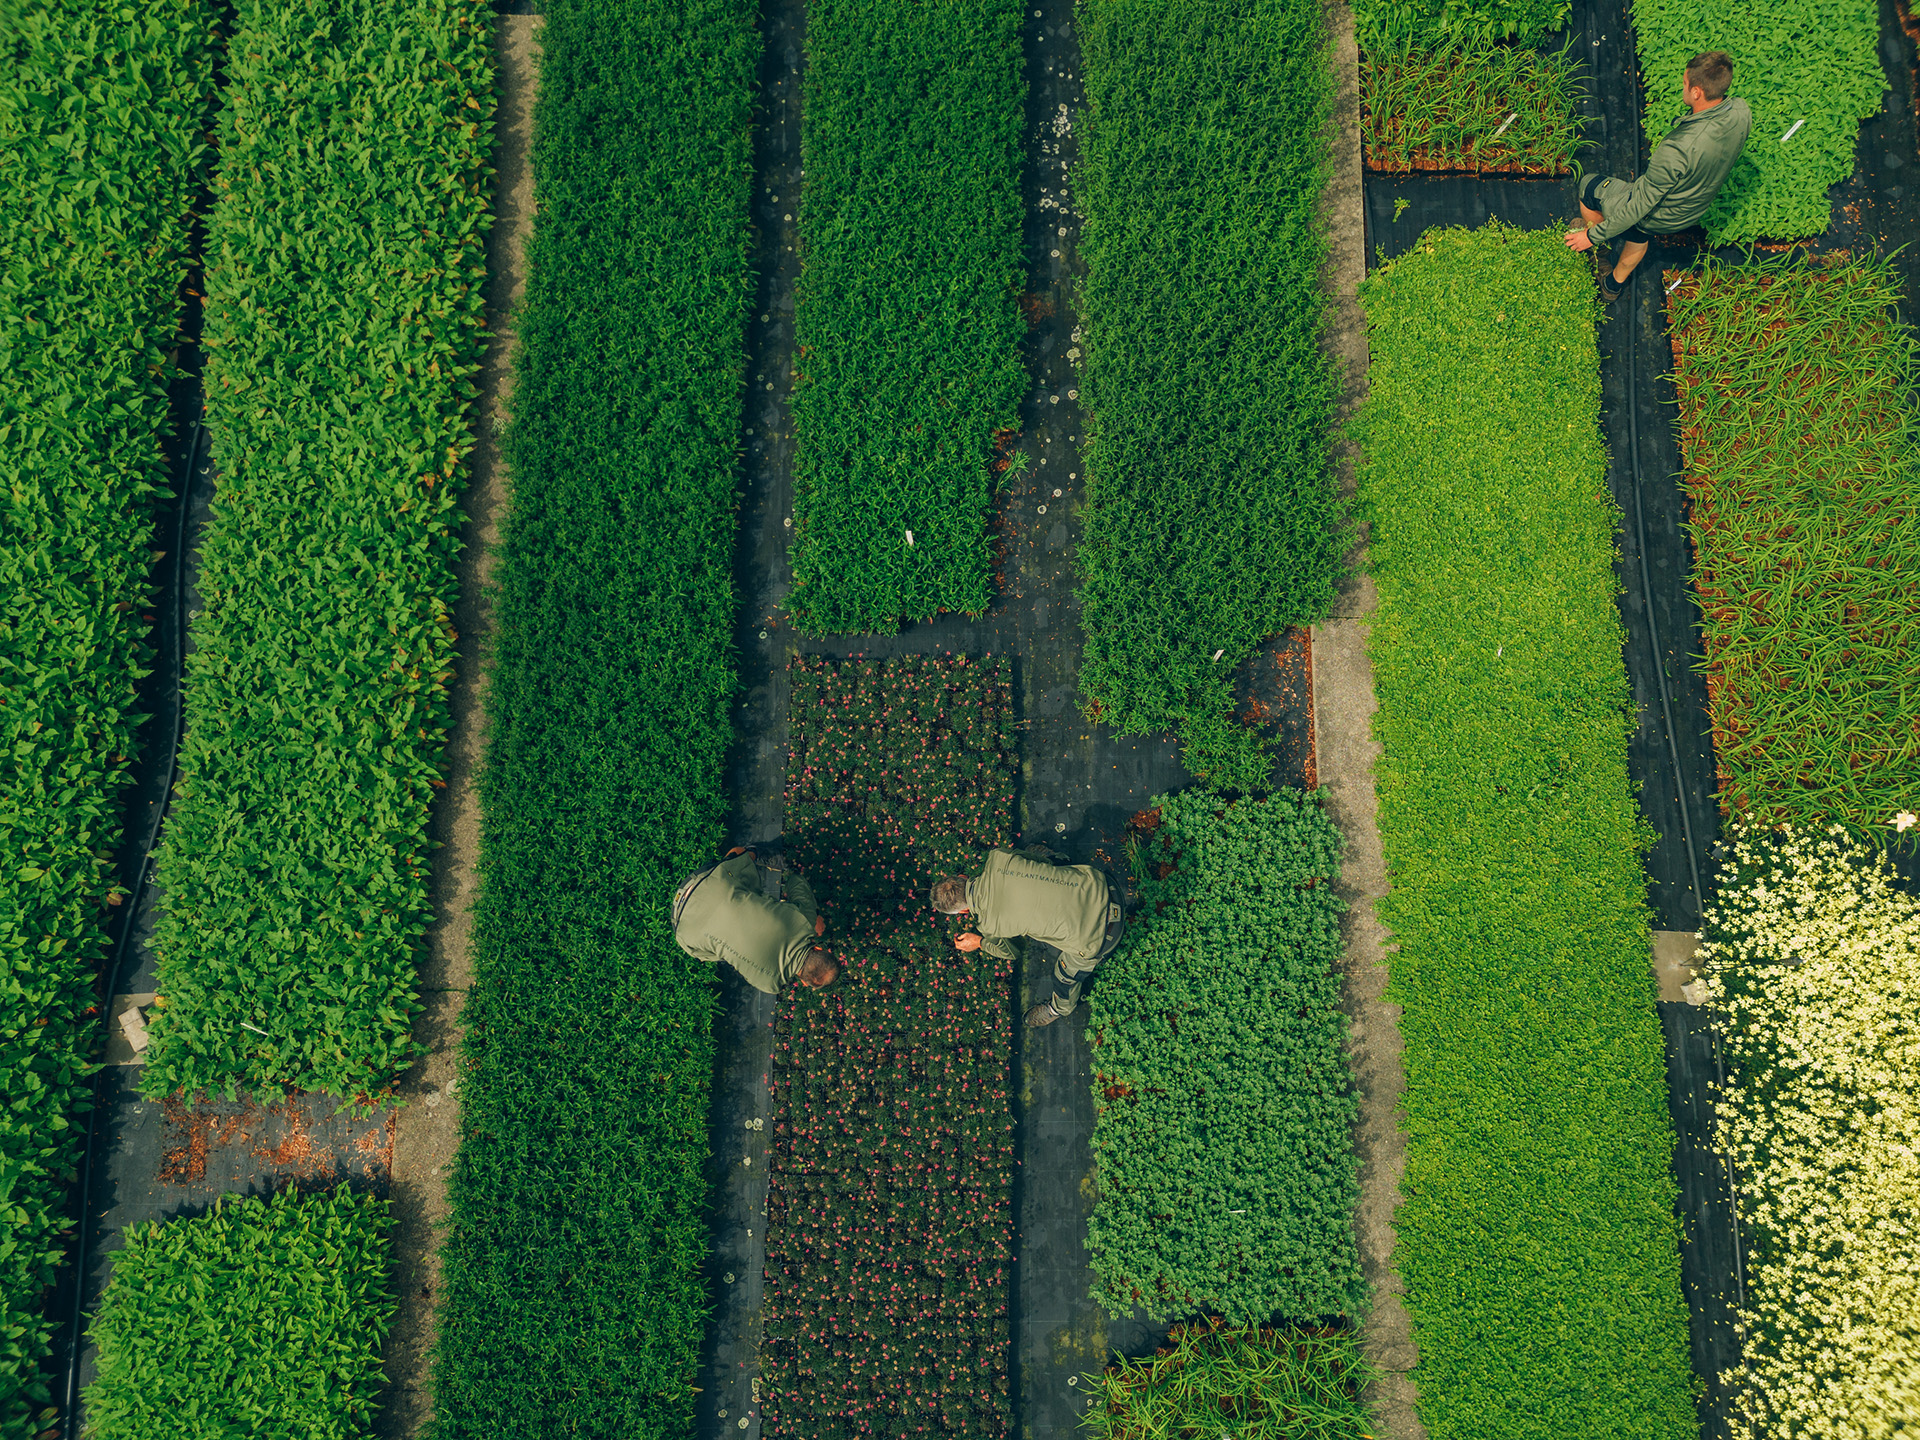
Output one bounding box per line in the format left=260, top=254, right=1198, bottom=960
left=1700, top=824, right=1920, bottom=1440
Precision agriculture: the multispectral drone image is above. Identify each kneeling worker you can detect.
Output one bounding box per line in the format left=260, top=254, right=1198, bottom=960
left=672, top=847, right=839, bottom=993
left=930, top=849, right=1125, bottom=1029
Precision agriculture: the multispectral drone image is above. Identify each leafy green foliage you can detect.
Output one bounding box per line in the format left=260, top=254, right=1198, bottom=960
left=425, top=2, right=753, bottom=1436
left=1633, top=0, right=1880, bottom=241
left=765, top=657, right=1017, bottom=1439
left=1075, top=0, right=1347, bottom=788
left=1087, top=791, right=1360, bottom=1324
left=0, top=1, right=215, bottom=1429
left=1353, top=0, right=1566, bottom=45
left=84, top=1186, right=394, bottom=1440
left=1078, top=1320, right=1377, bottom=1440
left=141, top=0, right=494, bottom=1100
left=1363, top=39, right=1586, bottom=174
left=1665, top=255, right=1920, bottom=835
left=1352, top=223, right=1694, bottom=1440
left=788, top=0, right=1027, bottom=634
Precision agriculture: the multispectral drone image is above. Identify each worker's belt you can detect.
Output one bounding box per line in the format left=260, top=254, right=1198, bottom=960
left=1095, top=875, right=1127, bottom=961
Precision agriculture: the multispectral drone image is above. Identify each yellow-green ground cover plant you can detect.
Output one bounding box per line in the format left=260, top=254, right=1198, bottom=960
left=788, top=0, right=1026, bottom=634
left=1665, top=256, right=1920, bottom=836
left=1632, top=0, right=1881, bottom=241
left=83, top=1187, right=394, bottom=1439
left=1077, top=1320, right=1375, bottom=1440
left=142, top=0, right=494, bottom=1099
left=426, top=1, right=753, bottom=1436
left=1087, top=791, right=1362, bottom=1323
left=0, top=1, right=215, bottom=1429
left=1353, top=222, right=1694, bottom=1439
left=1075, top=0, right=1347, bottom=790
left=1699, top=825, right=1920, bottom=1440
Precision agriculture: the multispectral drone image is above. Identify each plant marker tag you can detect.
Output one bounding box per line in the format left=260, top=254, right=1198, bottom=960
left=238, top=1020, right=269, bottom=1036
left=1491, top=111, right=1519, bottom=139
left=1780, top=119, right=1805, bottom=143
left=1211, top=648, right=1224, bottom=661
left=1666, top=274, right=1685, bottom=294
left=905, top=529, right=915, bottom=546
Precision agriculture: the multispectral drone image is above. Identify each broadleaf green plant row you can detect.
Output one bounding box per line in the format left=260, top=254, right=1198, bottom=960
left=1352, top=0, right=1565, bottom=43
left=1075, top=0, right=1347, bottom=790
left=1632, top=0, right=1880, bottom=242
left=0, top=2, right=215, bottom=1430
left=1087, top=790, right=1362, bottom=1323
left=1352, top=222, right=1694, bottom=1439
left=83, top=1186, right=394, bottom=1440
left=788, top=0, right=1027, bottom=634
left=142, top=0, right=495, bottom=1100
left=426, top=1, right=754, bottom=1435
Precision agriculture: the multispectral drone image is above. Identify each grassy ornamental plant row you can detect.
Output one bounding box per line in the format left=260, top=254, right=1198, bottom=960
left=765, top=657, right=1017, bottom=1440
left=1665, top=257, right=1919, bottom=836
left=1353, top=223, right=1694, bottom=1440
left=83, top=1187, right=394, bottom=1440
left=788, top=0, right=1026, bottom=635
left=426, top=1, right=754, bottom=1435
left=1086, top=791, right=1362, bottom=1324
left=0, top=1, right=215, bottom=1430
left=1074, top=0, right=1346, bottom=790
left=1361, top=40, right=1586, bottom=175
left=143, top=0, right=495, bottom=1100
left=1632, top=0, right=1881, bottom=241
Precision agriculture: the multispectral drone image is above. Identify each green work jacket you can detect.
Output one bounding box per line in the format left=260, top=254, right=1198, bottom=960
left=968, top=849, right=1110, bottom=963
left=1589, top=97, right=1752, bottom=243
left=672, top=853, right=818, bottom=994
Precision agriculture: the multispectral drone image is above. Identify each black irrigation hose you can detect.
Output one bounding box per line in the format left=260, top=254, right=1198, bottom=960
left=57, top=402, right=202, bottom=1436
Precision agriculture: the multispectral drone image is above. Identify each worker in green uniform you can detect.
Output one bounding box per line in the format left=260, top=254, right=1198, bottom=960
left=930, top=848, right=1125, bottom=1029
left=1565, top=50, right=1751, bottom=300
left=672, top=847, right=838, bottom=993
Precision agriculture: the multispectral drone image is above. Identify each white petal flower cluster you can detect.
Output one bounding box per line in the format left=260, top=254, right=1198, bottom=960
left=1701, top=825, right=1920, bottom=1440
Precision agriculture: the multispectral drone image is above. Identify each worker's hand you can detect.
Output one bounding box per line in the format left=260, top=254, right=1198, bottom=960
left=814, top=915, right=826, bottom=937
left=954, top=932, right=982, bottom=953
left=1564, top=227, right=1593, bottom=252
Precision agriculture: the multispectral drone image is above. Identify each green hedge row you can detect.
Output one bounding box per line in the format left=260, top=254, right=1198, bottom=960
left=1665, top=256, right=1920, bottom=835
left=1075, top=0, right=1347, bottom=790
left=1087, top=790, right=1362, bottom=1324
left=0, top=1, right=216, bottom=1430
left=1352, top=223, right=1694, bottom=1440
left=427, top=1, right=755, bottom=1435
left=84, top=1187, right=394, bottom=1439
left=1353, top=0, right=1566, bottom=43
left=788, top=0, right=1027, bottom=634
left=143, top=0, right=495, bottom=1100
left=1632, top=0, right=1881, bottom=242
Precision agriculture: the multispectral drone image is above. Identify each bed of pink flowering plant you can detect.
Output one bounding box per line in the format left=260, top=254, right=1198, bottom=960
left=763, top=656, right=1017, bottom=1439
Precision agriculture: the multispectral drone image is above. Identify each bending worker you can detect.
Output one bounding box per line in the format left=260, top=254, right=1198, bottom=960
left=930, top=848, right=1125, bottom=1029
left=672, top=847, right=838, bottom=993
left=1565, top=50, right=1750, bottom=301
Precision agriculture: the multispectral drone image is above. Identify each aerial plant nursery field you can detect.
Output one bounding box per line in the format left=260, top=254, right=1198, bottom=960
left=0, top=0, right=215, bottom=1429
left=1665, top=257, right=1920, bottom=835
left=1353, top=223, right=1694, bottom=1440
left=141, top=0, right=494, bottom=1100
left=1086, top=791, right=1362, bottom=1324
left=1632, top=0, right=1881, bottom=241
left=83, top=1187, right=394, bottom=1440
left=787, top=0, right=1026, bottom=634
left=763, top=657, right=1017, bottom=1440
left=426, top=0, right=754, bottom=1434
left=1075, top=0, right=1346, bottom=790
left=1699, top=826, right=1920, bottom=1439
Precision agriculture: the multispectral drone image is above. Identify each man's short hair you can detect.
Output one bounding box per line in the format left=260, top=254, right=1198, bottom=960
left=930, top=876, right=969, bottom=913
left=1687, top=51, right=1734, bottom=100
left=799, top=948, right=838, bottom=988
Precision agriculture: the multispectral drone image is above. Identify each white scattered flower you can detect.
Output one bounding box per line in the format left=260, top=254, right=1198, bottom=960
left=1893, top=810, right=1916, bottom=833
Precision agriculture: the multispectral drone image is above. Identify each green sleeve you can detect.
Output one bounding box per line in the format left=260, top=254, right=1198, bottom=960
left=783, top=872, right=818, bottom=923
left=979, top=933, right=1018, bottom=961
left=1589, top=143, right=1685, bottom=244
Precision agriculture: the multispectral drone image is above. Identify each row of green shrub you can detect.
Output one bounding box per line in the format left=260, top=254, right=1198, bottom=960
left=1074, top=0, right=1348, bottom=790
left=0, top=1, right=217, bottom=1430
left=143, top=0, right=495, bottom=1100
left=1665, top=255, right=1919, bottom=836
left=427, top=1, right=756, bottom=1435
left=1087, top=790, right=1362, bottom=1325
left=788, top=0, right=1027, bottom=635
left=1352, top=223, right=1695, bottom=1440
left=84, top=1187, right=394, bottom=1440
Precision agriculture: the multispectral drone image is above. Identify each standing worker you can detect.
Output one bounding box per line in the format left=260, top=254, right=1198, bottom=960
left=672, top=847, right=839, bottom=993
left=1565, top=50, right=1750, bottom=300
left=930, top=849, right=1126, bottom=1029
